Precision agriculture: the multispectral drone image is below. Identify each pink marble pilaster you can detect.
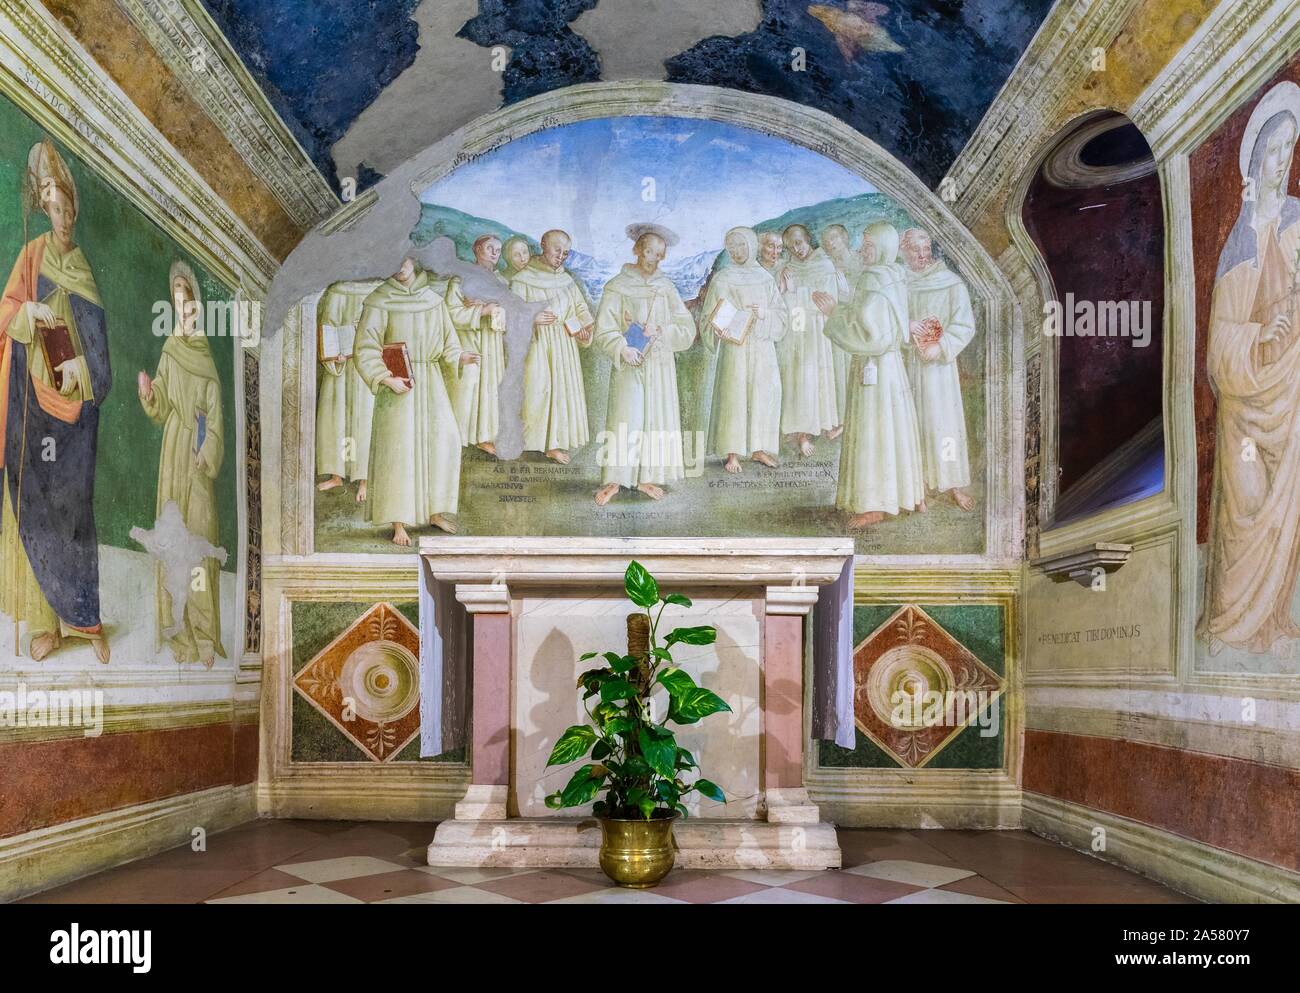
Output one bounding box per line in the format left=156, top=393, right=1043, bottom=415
left=762, top=586, right=820, bottom=792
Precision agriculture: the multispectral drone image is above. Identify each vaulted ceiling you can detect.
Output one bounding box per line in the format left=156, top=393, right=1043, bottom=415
left=197, top=0, right=1055, bottom=194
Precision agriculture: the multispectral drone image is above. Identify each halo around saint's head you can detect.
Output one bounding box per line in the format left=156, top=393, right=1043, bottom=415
left=625, top=222, right=679, bottom=248
left=1239, top=80, right=1300, bottom=181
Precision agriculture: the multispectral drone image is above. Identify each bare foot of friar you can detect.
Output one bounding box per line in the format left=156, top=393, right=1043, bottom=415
left=917, top=499, right=927, bottom=513
left=724, top=454, right=742, bottom=474
left=752, top=451, right=778, bottom=468
left=477, top=441, right=497, bottom=457
left=637, top=482, right=664, bottom=500
left=29, top=631, right=62, bottom=660
left=949, top=488, right=975, bottom=511
left=317, top=475, right=343, bottom=492
left=545, top=449, right=571, bottom=465
left=92, top=636, right=110, bottom=665
left=429, top=514, right=458, bottom=534
left=391, top=523, right=411, bottom=547
left=848, top=511, right=885, bottom=528
left=798, top=435, right=815, bottom=458
left=356, top=480, right=368, bottom=503
left=825, top=425, right=844, bottom=441
left=595, top=483, right=620, bottom=506
left=199, top=644, right=214, bottom=670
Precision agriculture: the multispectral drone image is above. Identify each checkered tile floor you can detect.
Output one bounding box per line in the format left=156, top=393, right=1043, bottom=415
left=21, top=820, right=1194, bottom=904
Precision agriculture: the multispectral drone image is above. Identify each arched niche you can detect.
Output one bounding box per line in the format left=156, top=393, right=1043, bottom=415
left=261, top=82, right=1022, bottom=562
left=1008, top=110, right=1168, bottom=537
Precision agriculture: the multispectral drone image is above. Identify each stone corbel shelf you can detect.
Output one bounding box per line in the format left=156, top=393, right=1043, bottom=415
left=1032, top=542, right=1134, bottom=587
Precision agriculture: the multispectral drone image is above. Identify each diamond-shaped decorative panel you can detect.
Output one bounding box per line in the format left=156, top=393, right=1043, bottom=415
left=294, top=602, right=420, bottom=762
left=852, top=605, right=1004, bottom=769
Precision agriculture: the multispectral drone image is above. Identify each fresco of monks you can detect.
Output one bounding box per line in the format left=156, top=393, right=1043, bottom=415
left=315, top=216, right=977, bottom=545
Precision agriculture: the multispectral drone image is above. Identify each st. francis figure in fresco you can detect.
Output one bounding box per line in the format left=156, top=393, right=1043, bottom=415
left=593, top=224, right=697, bottom=506
left=137, top=261, right=226, bottom=667
left=1201, top=81, right=1300, bottom=658
left=0, top=139, right=112, bottom=662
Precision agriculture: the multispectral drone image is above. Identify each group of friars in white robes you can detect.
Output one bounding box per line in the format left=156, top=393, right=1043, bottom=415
left=314, top=217, right=978, bottom=545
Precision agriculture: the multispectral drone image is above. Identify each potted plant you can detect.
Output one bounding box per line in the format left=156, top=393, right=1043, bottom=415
left=543, top=560, right=732, bottom=887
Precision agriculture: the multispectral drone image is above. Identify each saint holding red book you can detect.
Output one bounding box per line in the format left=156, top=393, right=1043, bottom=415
left=0, top=139, right=112, bottom=662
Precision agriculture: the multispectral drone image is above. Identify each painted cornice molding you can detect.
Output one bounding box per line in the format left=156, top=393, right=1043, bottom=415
left=0, top=0, right=276, bottom=291
left=944, top=0, right=1143, bottom=228
left=113, top=0, right=339, bottom=227
left=1130, top=0, right=1300, bottom=156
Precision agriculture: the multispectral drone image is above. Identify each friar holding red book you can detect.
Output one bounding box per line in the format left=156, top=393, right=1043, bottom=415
left=0, top=139, right=112, bottom=662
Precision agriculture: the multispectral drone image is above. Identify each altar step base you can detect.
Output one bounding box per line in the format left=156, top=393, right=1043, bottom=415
left=427, top=817, right=842, bottom=871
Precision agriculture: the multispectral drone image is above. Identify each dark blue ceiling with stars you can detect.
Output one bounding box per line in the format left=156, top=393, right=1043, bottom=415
left=199, top=0, right=1055, bottom=194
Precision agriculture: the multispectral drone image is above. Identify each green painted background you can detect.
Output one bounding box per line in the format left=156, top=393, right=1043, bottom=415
left=0, top=95, right=238, bottom=566
left=819, top=602, right=1006, bottom=770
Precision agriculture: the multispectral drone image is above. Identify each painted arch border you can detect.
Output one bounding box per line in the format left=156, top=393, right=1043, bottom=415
left=269, top=81, right=1025, bottom=564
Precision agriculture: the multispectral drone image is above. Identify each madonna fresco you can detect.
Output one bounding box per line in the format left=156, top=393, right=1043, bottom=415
left=1196, top=77, right=1300, bottom=669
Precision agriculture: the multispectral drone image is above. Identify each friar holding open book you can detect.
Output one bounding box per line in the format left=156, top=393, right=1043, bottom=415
left=355, top=257, right=479, bottom=547
left=0, top=139, right=112, bottom=662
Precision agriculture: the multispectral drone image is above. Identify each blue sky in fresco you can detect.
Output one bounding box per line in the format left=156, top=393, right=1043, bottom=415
left=420, top=117, right=874, bottom=260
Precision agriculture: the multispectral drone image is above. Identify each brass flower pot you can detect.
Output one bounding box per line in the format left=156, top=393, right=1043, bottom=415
left=598, top=813, right=679, bottom=887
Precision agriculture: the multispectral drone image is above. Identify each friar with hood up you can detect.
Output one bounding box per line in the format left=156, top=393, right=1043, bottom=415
left=701, top=226, right=788, bottom=474
left=815, top=220, right=925, bottom=527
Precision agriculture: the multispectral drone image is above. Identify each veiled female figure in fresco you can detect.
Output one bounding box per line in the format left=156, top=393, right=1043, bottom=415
left=1201, top=81, right=1300, bottom=658
left=0, top=139, right=112, bottom=663
left=137, top=262, right=226, bottom=666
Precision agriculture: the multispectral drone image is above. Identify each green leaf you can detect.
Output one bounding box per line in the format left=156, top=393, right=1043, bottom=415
left=675, top=747, right=698, bottom=770
left=578, top=651, right=599, bottom=661
left=604, top=715, right=636, bottom=737
left=546, top=725, right=597, bottom=766
left=656, top=667, right=697, bottom=698
left=694, top=779, right=725, bottom=803
left=577, top=667, right=612, bottom=693
left=559, top=764, right=605, bottom=807
left=636, top=795, right=656, bottom=820
left=649, top=647, right=674, bottom=661
left=623, top=757, right=652, bottom=779
left=668, top=687, right=732, bottom=725
left=674, top=803, right=690, bottom=819
left=599, top=678, right=637, bottom=703
left=655, top=780, right=680, bottom=806
left=592, top=800, right=608, bottom=816
left=544, top=793, right=563, bottom=809
left=592, top=739, right=611, bottom=761
left=608, top=652, right=638, bottom=674
left=624, top=561, right=659, bottom=608
left=665, top=625, right=716, bottom=647
left=662, top=593, right=692, bottom=608
left=638, top=726, right=677, bottom=779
